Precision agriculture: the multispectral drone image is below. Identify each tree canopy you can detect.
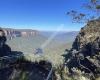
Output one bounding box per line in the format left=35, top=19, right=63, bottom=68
left=67, top=0, right=100, bottom=23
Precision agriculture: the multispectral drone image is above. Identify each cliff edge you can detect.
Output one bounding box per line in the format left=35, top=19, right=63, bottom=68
left=65, top=19, right=100, bottom=79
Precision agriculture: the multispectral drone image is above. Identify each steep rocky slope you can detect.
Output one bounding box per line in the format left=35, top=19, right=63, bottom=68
left=73, top=19, right=100, bottom=52
left=65, top=19, right=100, bottom=80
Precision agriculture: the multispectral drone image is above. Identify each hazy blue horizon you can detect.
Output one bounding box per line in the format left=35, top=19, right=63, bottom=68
left=2, top=26, right=80, bottom=32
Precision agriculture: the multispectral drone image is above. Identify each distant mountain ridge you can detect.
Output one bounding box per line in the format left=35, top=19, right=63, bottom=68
left=2, top=28, right=39, bottom=40
left=2, top=28, right=78, bottom=42
left=40, top=31, right=79, bottom=43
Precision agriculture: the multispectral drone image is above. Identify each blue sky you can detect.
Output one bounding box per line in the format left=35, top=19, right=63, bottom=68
left=0, top=0, right=87, bottom=31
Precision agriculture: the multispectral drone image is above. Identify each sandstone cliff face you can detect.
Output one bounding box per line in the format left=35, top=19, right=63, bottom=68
left=65, top=19, right=100, bottom=79
left=3, top=28, right=38, bottom=40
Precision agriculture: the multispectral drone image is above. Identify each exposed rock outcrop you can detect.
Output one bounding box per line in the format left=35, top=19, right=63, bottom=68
left=0, top=29, right=11, bottom=57
left=65, top=19, right=100, bottom=80
left=73, top=19, right=100, bottom=52
left=3, top=28, right=39, bottom=40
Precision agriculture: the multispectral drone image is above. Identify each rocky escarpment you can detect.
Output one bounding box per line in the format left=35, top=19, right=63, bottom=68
left=73, top=19, right=100, bottom=52
left=3, top=28, right=39, bottom=40
left=65, top=19, right=100, bottom=80
left=0, top=56, right=52, bottom=80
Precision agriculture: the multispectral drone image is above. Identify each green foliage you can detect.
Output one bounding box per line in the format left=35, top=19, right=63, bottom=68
left=19, top=71, right=28, bottom=80
left=67, top=0, right=100, bottom=23
left=7, top=37, right=72, bottom=67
